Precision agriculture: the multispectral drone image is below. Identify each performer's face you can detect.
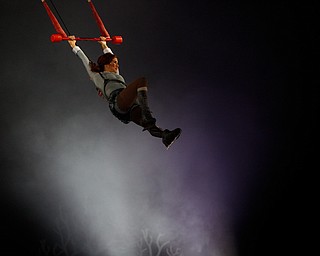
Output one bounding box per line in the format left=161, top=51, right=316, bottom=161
left=105, top=57, right=119, bottom=73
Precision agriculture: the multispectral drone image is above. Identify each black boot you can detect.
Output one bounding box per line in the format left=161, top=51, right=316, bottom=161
left=145, top=125, right=182, bottom=149
left=137, top=90, right=156, bottom=129
left=162, top=128, right=182, bottom=149
left=147, top=125, right=164, bottom=138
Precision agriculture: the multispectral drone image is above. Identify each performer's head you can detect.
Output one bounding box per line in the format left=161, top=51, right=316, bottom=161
left=90, top=53, right=118, bottom=73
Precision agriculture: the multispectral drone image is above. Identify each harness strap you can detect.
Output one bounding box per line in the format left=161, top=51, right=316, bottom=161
left=98, top=72, right=126, bottom=101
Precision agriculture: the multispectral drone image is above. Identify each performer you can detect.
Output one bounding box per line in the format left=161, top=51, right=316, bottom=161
left=67, top=36, right=181, bottom=148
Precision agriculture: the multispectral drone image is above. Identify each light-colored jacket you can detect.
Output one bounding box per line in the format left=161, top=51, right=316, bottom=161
left=72, top=46, right=126, bottom=99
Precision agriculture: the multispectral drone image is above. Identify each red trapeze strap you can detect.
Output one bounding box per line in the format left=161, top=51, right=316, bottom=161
left=87, top=0, right=111, bottom=38
left=41, top=0, right=122, bottom=44
left=41, top=0, right=67, bottom=38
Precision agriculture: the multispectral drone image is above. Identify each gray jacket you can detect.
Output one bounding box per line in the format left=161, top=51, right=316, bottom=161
left=72, top=46, right=126, bottom=99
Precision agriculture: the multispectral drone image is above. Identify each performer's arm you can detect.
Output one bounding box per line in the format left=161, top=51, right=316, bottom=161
left=98, top=36, right=119, bottom=74
left=99, top=36, right=114, bottom=54
left=67, top=36, right=95, bottom=79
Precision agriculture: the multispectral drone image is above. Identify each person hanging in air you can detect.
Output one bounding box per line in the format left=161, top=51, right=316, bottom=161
left=67, top=36, right=181, bottom=148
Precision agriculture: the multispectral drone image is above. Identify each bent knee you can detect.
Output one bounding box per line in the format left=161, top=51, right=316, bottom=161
left=137, top=77, right=148, bottom=87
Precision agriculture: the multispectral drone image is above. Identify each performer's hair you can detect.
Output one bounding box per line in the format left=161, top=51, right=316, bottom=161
left=90, top=53, right=116, bottom=72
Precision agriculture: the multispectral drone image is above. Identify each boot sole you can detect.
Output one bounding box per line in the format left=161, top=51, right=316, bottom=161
left=164, top=129, right=182, bottom=149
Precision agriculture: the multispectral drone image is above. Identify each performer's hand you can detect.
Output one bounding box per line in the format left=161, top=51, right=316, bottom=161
left=98, top=36, right=108, bottom=50
left=68, top=35, right=77, bottom=48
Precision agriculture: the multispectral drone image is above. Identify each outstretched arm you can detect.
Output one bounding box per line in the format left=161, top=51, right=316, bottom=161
left=98, top=36, right=119, bottom=74
left=67, top=36, right=95, bottom=79
left=99, top=36, right=114, bottom=54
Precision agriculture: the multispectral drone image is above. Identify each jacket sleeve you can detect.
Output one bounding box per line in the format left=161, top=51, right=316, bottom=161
left=103, top=47, right=114, bottom=54
left=72, top=46, right=96, bottom=80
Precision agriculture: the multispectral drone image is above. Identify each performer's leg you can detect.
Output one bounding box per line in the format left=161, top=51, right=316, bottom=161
left=130, top=107, right=163, bottom=137
left=117, top=77, right=182, bottom=148
left=116, top=77, right=144, bottom=112
left=117, top=77, right=156, bottom=128
left=130, top=106, right=181, bottom=149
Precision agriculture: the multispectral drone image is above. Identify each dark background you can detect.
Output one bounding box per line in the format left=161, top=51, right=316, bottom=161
left=1, top=0, right=318, bottom=255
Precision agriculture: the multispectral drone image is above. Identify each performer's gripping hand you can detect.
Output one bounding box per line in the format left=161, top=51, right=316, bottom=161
left=68, top=35, right=77, bottom=48
left=98, top=36, right=108, bottom=50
